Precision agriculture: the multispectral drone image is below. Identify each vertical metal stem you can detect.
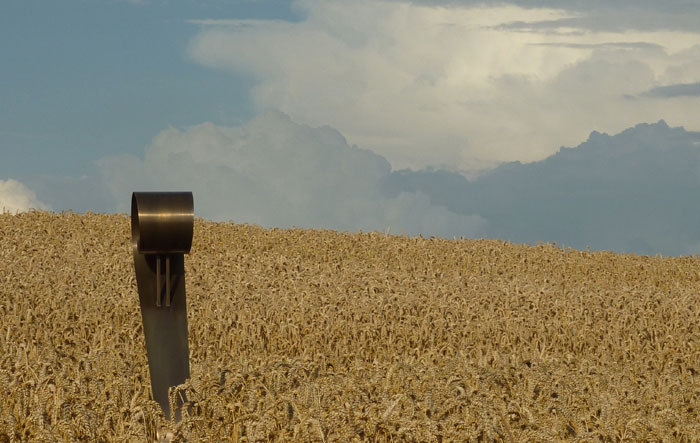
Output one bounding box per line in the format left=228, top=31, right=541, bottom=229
left=156, top=255, right=161, bottom=307
left=165, top=255, right=171, bottom=307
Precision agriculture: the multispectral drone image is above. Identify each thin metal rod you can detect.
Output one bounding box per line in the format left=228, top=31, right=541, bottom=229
left=156, top=255, right=161, bottom=307
left=165, top=255, right=171, bottom=307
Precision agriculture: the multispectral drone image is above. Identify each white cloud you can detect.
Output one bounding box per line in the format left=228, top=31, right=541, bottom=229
left=97, top=111, right=485, bottom=238
left=187, top=0, right=700, bottom=172
left=0, top=178, right=50, bottom=214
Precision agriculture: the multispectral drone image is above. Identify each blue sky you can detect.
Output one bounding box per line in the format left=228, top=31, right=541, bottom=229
left=0, top=0, right=300, bottom=177
left=2, top=0, right=700, bottom=255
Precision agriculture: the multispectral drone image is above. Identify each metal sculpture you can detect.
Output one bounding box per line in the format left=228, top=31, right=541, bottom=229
left=131, top=192, right=194, bottom=420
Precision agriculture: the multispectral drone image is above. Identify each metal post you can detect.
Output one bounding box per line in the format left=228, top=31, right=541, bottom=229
left=131, top=192, right=194, bottom=421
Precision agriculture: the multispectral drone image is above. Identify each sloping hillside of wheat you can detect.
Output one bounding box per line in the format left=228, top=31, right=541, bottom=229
left=1, top=211, right=699, bottom=441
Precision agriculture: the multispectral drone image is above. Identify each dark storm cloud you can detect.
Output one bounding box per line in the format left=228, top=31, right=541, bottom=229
left=381, top=121, right=700, bottom=256
left=499, top=12, right=700, bottom=33
left=403, top=0, right=700, bottom=32
left=410, top=0, right=697, bottom=8
left=531, top=42, right=664, bottom=51
left=643, top=82, right=700, bottom=98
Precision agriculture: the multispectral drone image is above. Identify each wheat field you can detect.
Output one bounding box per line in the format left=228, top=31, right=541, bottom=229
left=1, top=211, right=699, bottom=441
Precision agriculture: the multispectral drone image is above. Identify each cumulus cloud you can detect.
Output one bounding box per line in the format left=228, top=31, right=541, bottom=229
left=97, top=111, right=485, bottom=238
left=29, top=115, right=700, bottom=256
left=187, top=0, right=700, bottom=173
left=0, top=178, right=50, bottom=213
left=381, top=121, right=700, bottom=256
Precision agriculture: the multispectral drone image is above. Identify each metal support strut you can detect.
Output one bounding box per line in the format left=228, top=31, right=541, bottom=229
left=131, top=192, right=194, bottom=421
left=155, top=255, right=173, bottom=308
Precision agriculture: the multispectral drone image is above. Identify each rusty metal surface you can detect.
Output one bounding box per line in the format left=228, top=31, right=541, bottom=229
left=131, top=192, right=194, bottom=421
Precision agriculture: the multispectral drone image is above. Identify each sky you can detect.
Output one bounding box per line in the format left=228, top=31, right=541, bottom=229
left=2, top=0, right=700, bottom=256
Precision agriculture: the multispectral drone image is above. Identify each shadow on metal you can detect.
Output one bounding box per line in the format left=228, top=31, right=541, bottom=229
left=131, top=192, right=194, bottom=421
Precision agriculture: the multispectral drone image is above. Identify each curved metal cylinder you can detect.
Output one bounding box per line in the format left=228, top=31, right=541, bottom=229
left=131, top=192, right=194, bottom=254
